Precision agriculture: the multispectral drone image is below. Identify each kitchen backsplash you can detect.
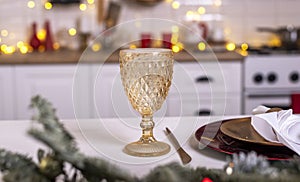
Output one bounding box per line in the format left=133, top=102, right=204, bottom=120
left=1, top=0, right=300, bottom=48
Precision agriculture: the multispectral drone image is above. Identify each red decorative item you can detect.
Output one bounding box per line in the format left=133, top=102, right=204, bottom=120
left=29, top=22, right=41, bottom=51
left=162, top=32, right=172, bottom=49
left=44, top=20, right=54, bottom=51
left=201, top=177, right=213, bottom=182
left=291, top=93, right=300, bottom=114
left=140, top=33, right=152, bottom=48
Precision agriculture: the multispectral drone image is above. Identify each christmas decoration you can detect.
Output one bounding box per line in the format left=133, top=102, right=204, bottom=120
left=29, top=22, right=41, bottom=51
left=1, top=95, right=136, bottom=182
left=0, top=95, right=300, bottom=182
left=201, top=177, right=213, bottom=182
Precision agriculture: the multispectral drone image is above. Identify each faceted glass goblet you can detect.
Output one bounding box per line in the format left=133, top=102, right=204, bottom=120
left=119, top=48, right=174, bottom=157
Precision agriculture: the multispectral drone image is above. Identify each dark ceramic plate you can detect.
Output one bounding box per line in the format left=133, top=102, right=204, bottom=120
left=220, top=117, right=283, bottom=146
left=195, top=117, right=297, bottom=160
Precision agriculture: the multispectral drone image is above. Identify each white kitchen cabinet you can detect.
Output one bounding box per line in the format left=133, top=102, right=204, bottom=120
left=0, top=59, right=242, bottom=120
left=0, top=66, right=15, bottom=120
left=167, top=61, right=242, bottom=116
left=73, top=64, right=94, bottom=119
left=15, top=65, right=77, bottom=119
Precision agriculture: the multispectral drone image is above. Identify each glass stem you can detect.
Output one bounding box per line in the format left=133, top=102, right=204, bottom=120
left=139, top=115, right=156, bottom=143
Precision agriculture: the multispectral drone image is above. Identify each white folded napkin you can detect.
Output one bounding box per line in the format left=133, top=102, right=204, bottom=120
left=251, top=105, right=300, bottom=155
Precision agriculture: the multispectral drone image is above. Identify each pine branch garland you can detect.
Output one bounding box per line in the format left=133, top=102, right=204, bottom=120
left=28, top=95, right=136, bottom=182
left=29, top=95, right=76, bottom=152
left=0, top=149, right=50, bottom=182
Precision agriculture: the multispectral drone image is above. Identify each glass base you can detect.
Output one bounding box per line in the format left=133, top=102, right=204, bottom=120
left=124, top=140, right=170, bottom=157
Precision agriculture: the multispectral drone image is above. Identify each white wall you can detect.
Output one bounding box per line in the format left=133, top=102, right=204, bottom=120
left=116, top=0, right=300, bottom=46
left=0, top=0, right=299, bottom=48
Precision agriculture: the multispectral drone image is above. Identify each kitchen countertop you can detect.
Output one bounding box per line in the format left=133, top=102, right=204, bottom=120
left=0, top=49, right=244, bottom=65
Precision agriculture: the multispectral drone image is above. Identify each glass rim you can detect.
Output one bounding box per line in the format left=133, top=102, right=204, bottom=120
left=120, top=48, right=172, bottom=54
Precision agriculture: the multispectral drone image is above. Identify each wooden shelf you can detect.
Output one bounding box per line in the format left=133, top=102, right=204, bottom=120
left=0, top=49, right=244, bottom=65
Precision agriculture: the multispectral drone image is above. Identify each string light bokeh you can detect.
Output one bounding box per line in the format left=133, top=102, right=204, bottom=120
left=0, top=0, right=96, bottom=55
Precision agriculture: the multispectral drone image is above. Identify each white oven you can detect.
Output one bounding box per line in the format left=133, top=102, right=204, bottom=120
left=244, top=91, right=292, bottom=114
left=243, top=55, right=300, bottom=114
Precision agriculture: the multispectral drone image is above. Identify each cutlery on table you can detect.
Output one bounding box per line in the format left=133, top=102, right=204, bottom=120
left=165, top=127, right=192, bottom=165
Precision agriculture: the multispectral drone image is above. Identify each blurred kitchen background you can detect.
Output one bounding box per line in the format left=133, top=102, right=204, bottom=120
left=1, top=0, right=300, bottom=51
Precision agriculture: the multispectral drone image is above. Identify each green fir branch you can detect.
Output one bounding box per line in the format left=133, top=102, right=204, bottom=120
left=28, top=95, right=136, bottom=182
left=0, top=149, right=50, bottom=182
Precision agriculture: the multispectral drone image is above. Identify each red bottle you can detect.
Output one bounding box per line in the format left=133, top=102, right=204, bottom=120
left=29, top=22, right=41, bottom=51
left=140, top=33, right=152, bottom=48
left=44, top=20, right=54, bottom=51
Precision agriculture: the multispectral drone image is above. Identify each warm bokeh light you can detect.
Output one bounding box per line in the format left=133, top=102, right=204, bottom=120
left=20, top=45, right=29, bottom=54
left=79, top=3, right=87, bottom=11
left=153, top=39, right=162, bottom=48
left=87, top=0, right=94, bottom=4
left=172, top=1, right=180, bottom=9
left=165, top=0, right=173, bottom=3
left=172, top=42, right=183, bottom=52
left=198, top=42, right=206, bottom=51
left=92, top=43, right=101, bottom=52
left=0, top=38, right=2, bottom=43
left=171, top=33, right=179, bottom=44
left=269, top=37, right=281, bottom=47
left=53, top=42, right=60, bottom=50
left=6, top=46, right=16, bottom=54
left=68, top=28, right=77, bottom=36
left=1, top=45, right=16, bottom=54
left=38, top=45, right=45, bottom=52
left=1, top=44, right=7, bottom=52
left=44, top=2, right=52, bottom=10
left=186, top=10, right=194, bottom=17
left=197, top=7, right=206, bottom=14
left=172, top=45, right=180, bottom=52
left=176, top=42, right=184, bottom=49
left=129, top=44, right=137, bottom=49
left=27, top=1, right=35, bottom=8
left=37, top=29, right=46, bottom=41
left=214, top=0, right=222, bottom=7
left=1, top=29, right=8, bottom=37
left=226, top=42, right=236, bottom=51
left=238, top=50, right=248, bottom=57
left=28, top=45, right=33, bottom=53
left=17, top=41, right=24, bottom=48
left=241, top=43, right=248, bottom=51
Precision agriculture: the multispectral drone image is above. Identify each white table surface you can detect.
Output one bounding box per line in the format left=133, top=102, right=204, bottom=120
left=0, top=115, right=247, bottom=178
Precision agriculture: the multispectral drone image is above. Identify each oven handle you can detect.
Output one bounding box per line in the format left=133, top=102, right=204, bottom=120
left=247, top=94, right=289, bottom=98
left=195, top=76, right=213, bottom=83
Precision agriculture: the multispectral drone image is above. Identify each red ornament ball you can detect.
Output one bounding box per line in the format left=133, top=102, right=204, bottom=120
left=202, top=177, right=213, bottom=182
